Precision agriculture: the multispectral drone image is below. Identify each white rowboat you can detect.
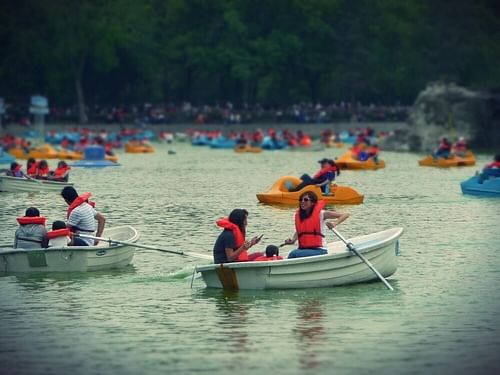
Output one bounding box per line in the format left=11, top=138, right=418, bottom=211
left=0, top=175, right=74, bottom=193
left=196, top=227, right=403, bottom=290
left=0, top=226, right=139, bottom=273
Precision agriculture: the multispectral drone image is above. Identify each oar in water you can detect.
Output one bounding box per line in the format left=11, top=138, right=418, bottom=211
left=75, top=233, right=213, bottom=260
left=329, top=227, right=394, bottom=291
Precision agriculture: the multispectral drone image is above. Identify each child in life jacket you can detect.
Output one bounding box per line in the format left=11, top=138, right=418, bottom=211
left=14, top=207, right=48, bottom=249
left=47, top=220, right=72, bottom=247
left=255, top=245, right=284, bottom=261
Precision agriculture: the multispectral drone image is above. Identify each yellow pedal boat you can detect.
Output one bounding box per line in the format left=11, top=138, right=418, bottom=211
left=9, top=144, right=118, bottom=163
left=335, top=151, right=385, bottom=170
left=124, top=143, right=155, bottom=153
left=256, top=176, right=364, bottom=205
left=418, top=151, right=475, bottom=167
left=234, top=144, right=262, bottom=153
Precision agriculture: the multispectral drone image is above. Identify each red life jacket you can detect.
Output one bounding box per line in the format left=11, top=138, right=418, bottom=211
left=54, top=165, right=71, bottom=178
left=216, top=217, right=247, bottom=261
left=47, top=228, right=71, bottom=239
left=485, top=161, right=500, bottom=169
left=16, top=216, right=47, bottom=226
left=313, top=166, right=337, bottom=179
left=254, top=255, right=284, bottom=261
left=37, top=166, right=50, bottom=177
left=295, top=200, right=326, bottom=249
left=27, top=161, right=39, bottom=176
left=67, top=192, right=95, bottom=218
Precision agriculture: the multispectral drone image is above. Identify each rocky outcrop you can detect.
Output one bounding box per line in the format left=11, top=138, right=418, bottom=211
left=406, top=82, right=500, bottom=152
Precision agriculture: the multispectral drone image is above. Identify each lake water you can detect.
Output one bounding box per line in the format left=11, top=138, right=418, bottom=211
left=1, top=141, right=499, bottom=375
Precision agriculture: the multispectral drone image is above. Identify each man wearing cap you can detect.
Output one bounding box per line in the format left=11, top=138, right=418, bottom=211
left=289, top=158, right=340, bottom=194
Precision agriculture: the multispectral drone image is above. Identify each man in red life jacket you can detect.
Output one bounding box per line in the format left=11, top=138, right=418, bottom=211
left=49, top=160, right=71, bottom=182
left=284, top=191, right=349, bottom=258
left=61, top=186, right=106, bottom=246
left=290, top=158, right=339, bottom=194
left=433, top=137, right=452, bottom=159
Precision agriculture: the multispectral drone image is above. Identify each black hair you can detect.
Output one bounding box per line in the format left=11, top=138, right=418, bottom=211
left=61, top=186, right=79, bottom=203
left=25, top=207, right=40, bottom=217
left=298, top=191, right=318, bottom=221
left=494, top=154, right=500, bottom=162
left=10, top=162, right=19, bottom=170
left=52, top=220, right=67, bottom=230
left=228, top=208, right=248, bottom=236
left=265, top=245, right=279, bottom=258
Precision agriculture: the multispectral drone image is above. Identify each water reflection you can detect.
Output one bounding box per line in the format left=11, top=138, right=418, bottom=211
left=293, top=298, right=326, bottom=370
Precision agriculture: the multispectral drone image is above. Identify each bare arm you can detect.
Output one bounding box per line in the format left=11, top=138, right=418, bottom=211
left=324, top=211, right=350, bottom=229
left=94, top=212, right=106, bottom=245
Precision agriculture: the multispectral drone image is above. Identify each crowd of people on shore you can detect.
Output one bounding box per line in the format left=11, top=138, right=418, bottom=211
left=2, top=100, right=409, bottom=127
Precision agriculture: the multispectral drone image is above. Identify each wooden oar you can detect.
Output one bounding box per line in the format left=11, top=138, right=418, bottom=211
left=329, top=227, right=394, bottom=291
left=75, top=233, right=213, bottom=260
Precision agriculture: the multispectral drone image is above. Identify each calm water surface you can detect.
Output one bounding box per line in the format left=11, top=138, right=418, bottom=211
left=1, top=141, right=499, bottom=375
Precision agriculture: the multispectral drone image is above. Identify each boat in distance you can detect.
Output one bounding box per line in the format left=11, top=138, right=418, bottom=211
left=256, top=175, right=364, bottom=205
left=196, top=227, right=403, bottom=290
left=0, top=175, right=74, bottom=192
left=418, top=151, right=476, bottom=167
left=0, top=226, right=139, bottom=273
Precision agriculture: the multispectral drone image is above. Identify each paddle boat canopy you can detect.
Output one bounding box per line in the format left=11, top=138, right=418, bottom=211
left=71, top=146, right=120, bottom=167
left=256, top=175, right=364, bottom=205
left=419, top=151, right=476, bottom=167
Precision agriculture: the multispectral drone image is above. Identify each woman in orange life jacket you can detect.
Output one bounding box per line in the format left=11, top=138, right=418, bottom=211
left=35, top=160, right=50, bottom=179
left=213, top=209, right=263, bottom=263
left=283, top=191, right=349, bottom=259
left=26, top=158, right=38, bottom=177
left=14, top=207, right=49, bottom=249
left=289, top=158, right=339, bottom=194
left=49, top=160, right=71, bottom=182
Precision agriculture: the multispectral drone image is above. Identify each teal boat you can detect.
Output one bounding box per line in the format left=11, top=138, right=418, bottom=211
left=460, top=169, right=500, bottom=197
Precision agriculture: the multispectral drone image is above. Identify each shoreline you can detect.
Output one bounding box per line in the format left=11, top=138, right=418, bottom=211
left=1, top=121, right=409, bottom=138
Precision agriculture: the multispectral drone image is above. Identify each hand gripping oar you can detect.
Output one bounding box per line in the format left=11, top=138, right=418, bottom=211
left=75, top=233, right=213, bottom=260
left=329, top=227, right=394, bottom=291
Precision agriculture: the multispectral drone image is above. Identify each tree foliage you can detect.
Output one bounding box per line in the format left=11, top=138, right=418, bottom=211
left=0, top=0, right=499, bottom=120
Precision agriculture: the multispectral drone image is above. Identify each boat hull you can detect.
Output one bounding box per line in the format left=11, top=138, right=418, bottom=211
left=419, top=151, right=476, bottom=167
left=460, top=174, right=500, bottom=197
left=335, top=151, right=385, bottom=170
left=0, top=226, right=139, bottom=273
left=0, top=176, right=74, bottom=192
left=196, top=227, right=402, bottom=290
left=256, top=175, right=364, bottom=205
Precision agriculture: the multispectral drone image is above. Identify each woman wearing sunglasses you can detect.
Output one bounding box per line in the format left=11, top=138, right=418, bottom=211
left=213, top=208, right=263, bottom=263
left=284, top=191, right=349, bottom=258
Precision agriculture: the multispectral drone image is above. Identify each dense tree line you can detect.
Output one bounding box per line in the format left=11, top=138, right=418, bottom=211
left=1, top=0, right=499, bottom=123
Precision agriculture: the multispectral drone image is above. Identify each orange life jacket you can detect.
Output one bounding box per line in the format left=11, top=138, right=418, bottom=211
left=295, top=200, right=326, bottom=249
left=254, top=255, right=284, bottom=261
left=27, top=161, right=39, bottom=176
left=54, top=165, right=71, bottom=178
left=67, top=192, right=95, bottom=218
left=47, top=228, right=71, bottom=239
left=37, top=166, right=50, bottom=177
left=216, top=217, right=247, bottom=261
left=16, top=216, right=47, bottom=226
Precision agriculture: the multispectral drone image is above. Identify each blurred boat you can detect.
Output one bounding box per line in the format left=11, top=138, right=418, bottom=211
left=0, top=226, right=138, bottom=273
left=196, top=227, right=403, bottom=290
left=335, top=151, right=385, bottom=170
left=9, top=144, right=117, bottom=163
left=256, top=175, right=364, bottom=205
left=234, top=144, right=262, bottom=153
left=418, top=151, right=475, bottom=167
left=124, top=142, right=155, bottom=153
left=0, top=175, right=73, bottom=192
left=460, top=169, right=500, bottom=197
